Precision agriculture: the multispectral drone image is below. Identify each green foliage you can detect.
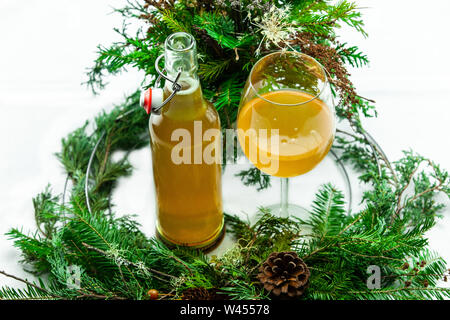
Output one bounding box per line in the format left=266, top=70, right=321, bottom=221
left=6, top=229, right=53, bottom=275
left=294, top=0, right=366, bottom=37
left=198, top=59, right=231, bottom=81
left=336, top=42, right=369, bottom=68
left=84, top=0, right=372, bottom=127
left=194, top=12, right=239, bottom=49
left=305, top=184, right=347, bottom=237
left=235, top=167, right=271, bottom=191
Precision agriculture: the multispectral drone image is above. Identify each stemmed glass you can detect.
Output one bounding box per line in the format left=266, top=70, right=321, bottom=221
left=237, top=51, right=336, bottom=218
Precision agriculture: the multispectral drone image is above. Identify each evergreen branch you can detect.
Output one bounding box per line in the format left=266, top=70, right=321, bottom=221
left=198, top=59, right=231, bottom=81
left=0, top=270, right=63, bottom=299
left=336, top=42, right=369, bottom=67
left=306, top=184, right=346, bottom=237
left=82, top=242, right=175, bottom=282
left=214, top=77, right=243, bottom=111
left=337, top=246, right=403, bottom=262
left=194, top=12, right=240, bottom=49
left=349, top=287, right=450, bottom=298
left=161, top=9, right=191, bottom=33
left=75, top=290, right=127, bottom=300
left=235, top=167, right=271, bottom=191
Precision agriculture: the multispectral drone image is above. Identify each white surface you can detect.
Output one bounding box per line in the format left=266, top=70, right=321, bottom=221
left=1, top=0, right=449, bottom=291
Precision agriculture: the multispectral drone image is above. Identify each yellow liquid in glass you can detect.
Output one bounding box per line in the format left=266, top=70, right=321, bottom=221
left=150, top=82, right=223, bottom=248
left=237, top=90, right=334, bottom=178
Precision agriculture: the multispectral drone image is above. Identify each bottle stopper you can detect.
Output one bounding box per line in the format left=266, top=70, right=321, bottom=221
left=140, top=88, right=164, bottom=115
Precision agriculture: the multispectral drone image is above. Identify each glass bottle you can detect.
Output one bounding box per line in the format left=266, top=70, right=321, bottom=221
left=149, top=32, right=224, bottom=250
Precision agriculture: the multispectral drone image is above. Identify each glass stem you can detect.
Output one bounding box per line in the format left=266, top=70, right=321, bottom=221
left=280, top=178, right=289, bottom=218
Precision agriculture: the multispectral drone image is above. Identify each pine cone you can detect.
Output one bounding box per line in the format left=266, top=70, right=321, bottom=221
left=257, top=251, right=310, bottom=298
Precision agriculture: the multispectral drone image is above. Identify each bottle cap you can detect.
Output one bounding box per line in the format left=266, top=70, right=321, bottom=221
left=140, top=88, right=164, bottom=114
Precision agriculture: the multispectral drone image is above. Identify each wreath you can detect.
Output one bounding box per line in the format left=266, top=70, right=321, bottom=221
left=1, top=0, right=449, bottom=300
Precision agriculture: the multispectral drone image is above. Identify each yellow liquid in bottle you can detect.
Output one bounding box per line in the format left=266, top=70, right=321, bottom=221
left=237, top=90, right=334, bottom=178
left=150, top=80, right=223, bottom=248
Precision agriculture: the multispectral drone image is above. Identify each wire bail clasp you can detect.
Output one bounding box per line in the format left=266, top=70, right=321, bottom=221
left=140, top=54, right=182, bottom=115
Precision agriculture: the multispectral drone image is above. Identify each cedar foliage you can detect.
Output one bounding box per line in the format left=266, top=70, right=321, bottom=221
left=1, top=0, right=450, bottom=300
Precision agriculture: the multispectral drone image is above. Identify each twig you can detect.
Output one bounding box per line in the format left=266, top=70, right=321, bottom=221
left=361, top=128, right=399, bottom=184
left=381, top=272, right=448, bottom=279
left=350, top=287, right=450, bottom=295
left=76, top=289, right=127, bottom=300
left=336, top=128, right=362, bottom=140
left=82, top=242, right=176, bottom=282
left=392, top=165, right=420, bottom=223
left=393, top=160, right=445, bottom=222
left=406, top=169, right=444, bottom=204
left=170, top=255, right=193, bottom=276
left=337, top=211, right=364, bottom=236
left=302, top=245, right=331, bottom=260
left=0, top=270, right=63, bottom=299
left=99, top=130, right=114, bottom=177
left=338, top=246, right=402, bottom=262
left=338, top=124, right=399, bottom=185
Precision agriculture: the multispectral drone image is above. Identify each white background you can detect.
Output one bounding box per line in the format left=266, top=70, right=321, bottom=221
left=0, top=0, right=449, bottom=290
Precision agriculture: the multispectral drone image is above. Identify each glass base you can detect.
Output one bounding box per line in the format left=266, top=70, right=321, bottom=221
left=156, top=223, right=226, bottom=253
left=248, top=203, right=312, bottom=236
left=265, top=203, right=309, bottom=220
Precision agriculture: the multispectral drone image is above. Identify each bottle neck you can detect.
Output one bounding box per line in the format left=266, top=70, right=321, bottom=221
left=162, top=32, right=205, bottom=119
left=164, top=32, right=200, bottom=94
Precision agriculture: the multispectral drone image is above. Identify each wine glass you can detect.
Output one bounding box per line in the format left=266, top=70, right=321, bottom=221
left=237, top=51, right=336, bottom=218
